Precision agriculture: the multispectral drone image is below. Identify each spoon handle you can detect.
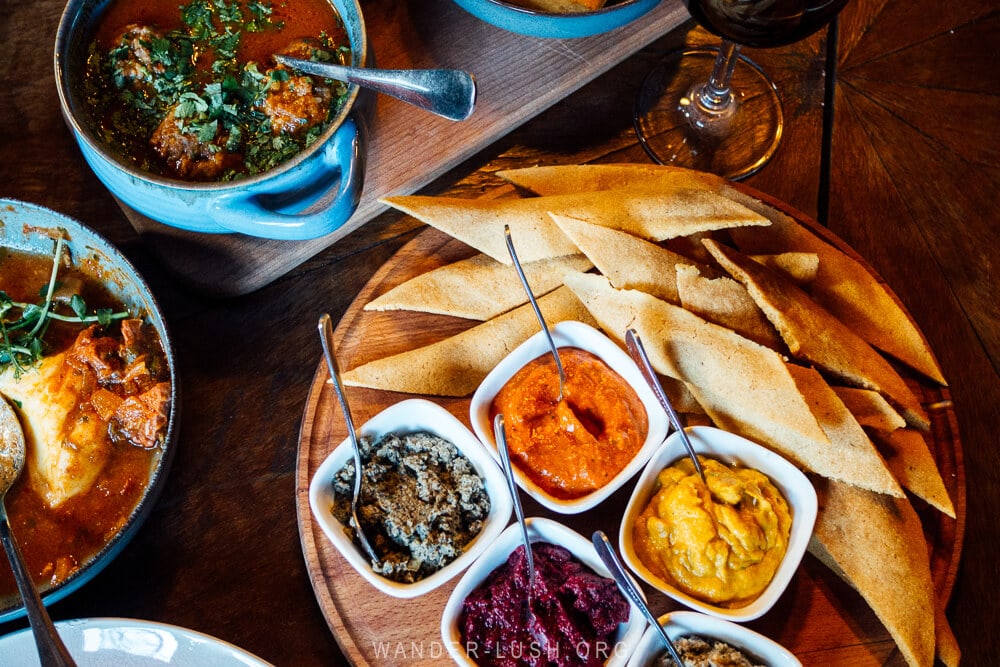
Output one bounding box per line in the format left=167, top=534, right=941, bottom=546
left=624, top=329, right=707, bottom=484
left=0, top=505, right=77, bottom=666
left=591, top=530, right=685, bottom=667
left=493, top=414, right=535, bottom=583
left=274, top=55, right=476, bottom=121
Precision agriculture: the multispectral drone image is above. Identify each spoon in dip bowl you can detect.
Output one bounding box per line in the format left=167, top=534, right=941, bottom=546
left=318, top=314, right=380, bottom=566
left=624, top=328, right=707, bottom=485
left=0, top=395, right=78, bottom=667
left=505, top=225, right=566, bottom=403
left=274, top=55, right=477, bottom=121
left=494, top=413, right=546, bottom=650
left=592, top=530, right=686, bottom=667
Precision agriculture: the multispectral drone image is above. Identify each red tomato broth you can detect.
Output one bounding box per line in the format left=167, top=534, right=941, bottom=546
left=0, top=248, right=167, bottom=606
left=83, top=0, right=350, bottom=181
left=488, top=348, right=649, bottom=500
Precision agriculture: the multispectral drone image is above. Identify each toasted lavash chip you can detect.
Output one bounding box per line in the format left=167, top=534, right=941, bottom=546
left=674, top=263, right=784, bottom=350
left=935, top=601, right=961, bottom=667
left=550, top=213, right=710, bottom=304
left=496, top=163, right=726, bottom=196
left=785, top=364, right=903, bottom=497
left=832, top=386, right=907, bottom=433
left=703, top=238, right=930, bottom=431
left=872, top=428, right=955, bottom=518
left=342, top=286, right=595, bottom=396
left=381, top=189, right=769, bottom=264
left=749, top=252, right=820, bottom=286
left=722, top=186, right=946, bottom=386
left=561, top=271, right=866, bottom=483
left=808, top=478, right=936, bottom=667
left=364, top=253, right=593, bottom=321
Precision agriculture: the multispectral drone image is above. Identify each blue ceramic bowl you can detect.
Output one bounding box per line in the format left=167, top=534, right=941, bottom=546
left=0, top=199, right=179, bottom=623
left=451, top=0, right=660, bottom=38
left=54, top=0, right=370, bottom=241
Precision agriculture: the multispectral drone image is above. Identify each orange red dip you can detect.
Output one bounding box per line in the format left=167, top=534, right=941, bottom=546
left=489, top=347, right=648, bottom=499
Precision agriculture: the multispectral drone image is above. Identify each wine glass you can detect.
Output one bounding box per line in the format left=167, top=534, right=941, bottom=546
left=634, top=0, right=850, bottom=179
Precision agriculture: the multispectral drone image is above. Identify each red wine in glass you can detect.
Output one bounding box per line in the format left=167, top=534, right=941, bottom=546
left=634, top=0, right=850, bottom=179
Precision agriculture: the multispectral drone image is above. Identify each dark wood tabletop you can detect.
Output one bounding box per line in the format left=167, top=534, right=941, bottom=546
left=0, top=0, right=996, bottom=665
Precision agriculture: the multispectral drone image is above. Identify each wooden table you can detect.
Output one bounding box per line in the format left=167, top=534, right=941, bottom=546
left=0, top=0, right=996, bottom=664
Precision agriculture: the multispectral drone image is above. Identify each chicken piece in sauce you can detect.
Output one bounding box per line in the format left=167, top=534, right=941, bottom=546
left=150, top=110, right=232, bottom=181
left=261, top=40, right=336, bottom=135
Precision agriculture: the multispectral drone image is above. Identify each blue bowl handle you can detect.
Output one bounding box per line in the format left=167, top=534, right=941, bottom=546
left=208, top=116, right=365, bottom=240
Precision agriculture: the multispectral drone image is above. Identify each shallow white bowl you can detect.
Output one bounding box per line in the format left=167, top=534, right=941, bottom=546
left=625, top=611, right=801, bottom=667
left=441, top=517, right=646, bottom=666
left=309, top=398, right=513, bottom=598
left=469, top=320, right=669, bottom=514
left=620, top=425, right=817, bottom=622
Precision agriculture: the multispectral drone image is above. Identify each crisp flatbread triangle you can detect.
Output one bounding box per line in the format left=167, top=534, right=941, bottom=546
left=808, top=478, right=936, bottom=667
left=785, top=364, right=903, bottom=496
left=750, top=252, right=819, bottom=286
left=872, top=428, right=955, bottom=518
left=549, top=213, right=708, bottom=304
left=721, top=187, right=946, bottom=386
left=561, top=272, right=889, bottom=488
left=703, top=238, right=930, bottom=431
left=364, top=253, right=592, bottom=321
left=674, top=263, right=784, bottom=350
left=832, top=386, right=907, bottom=433
left=381, top=189, right=769, bottom=264
left=496, top=163, right=726, bottom=195
left=341, top=286, right=595, bottom=397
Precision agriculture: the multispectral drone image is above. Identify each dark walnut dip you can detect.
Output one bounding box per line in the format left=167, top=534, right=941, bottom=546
left=330, top=431, right=491, bottom=583
left=653, top=635, right=766, bottom=667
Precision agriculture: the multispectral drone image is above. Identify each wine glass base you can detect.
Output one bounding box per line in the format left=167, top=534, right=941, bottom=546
left=634, top=47, right=783, bottom=181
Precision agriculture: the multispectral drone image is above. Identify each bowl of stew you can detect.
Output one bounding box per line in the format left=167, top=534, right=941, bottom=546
left=54, top=0, right=370, bottom=240
left=0, top=199, right=178, bottom=623
left=450, top=0, right=660, bottom=39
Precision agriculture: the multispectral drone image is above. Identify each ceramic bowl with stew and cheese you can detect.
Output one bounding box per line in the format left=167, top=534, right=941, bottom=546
left=0, top=199, right=178, bottom=623
left=451, top=0, right=660, bottom=39
left=308, top=398, right=512, bottom=598
left=620, top=425, right=817, bottom=622
left=55, top=0, right=370, bottom=240
left=469, top=320, right=669, bottom=515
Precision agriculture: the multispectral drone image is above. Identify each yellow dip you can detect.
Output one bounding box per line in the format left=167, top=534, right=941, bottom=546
left=633, top=456, right=792, bottom=606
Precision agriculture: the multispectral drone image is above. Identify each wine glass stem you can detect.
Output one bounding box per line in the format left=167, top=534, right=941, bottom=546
left=700, top=40, right=740, bottom=110
left=683, top=40, right=742, bottom=135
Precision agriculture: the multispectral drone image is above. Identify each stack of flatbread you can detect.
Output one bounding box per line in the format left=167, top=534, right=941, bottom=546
left=342, top=164, right=958, bottom=667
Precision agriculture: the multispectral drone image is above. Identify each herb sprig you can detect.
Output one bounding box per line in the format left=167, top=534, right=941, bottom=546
left=0, top=238, right=130, bottom=377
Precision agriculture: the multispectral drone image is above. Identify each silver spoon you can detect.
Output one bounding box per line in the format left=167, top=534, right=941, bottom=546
left=504, top=225, right=566, bottom=403
left=624, top=328, right=707, bottom=485
left=274, top=55, right=476, bottom=121
left=591, top=530, right=686, bottom=667
left=0, top=395, right=77, bottom=667
left=493, top=414, right=546, bottom=649
left=318, top=313, right=380, bottom=565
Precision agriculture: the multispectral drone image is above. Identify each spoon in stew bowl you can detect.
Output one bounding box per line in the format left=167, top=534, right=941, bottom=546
left=317, top=313, right=380, bottom=566
left=624, top=328, right=707, bottom=485
left=0, top=395, right=78, bottom=667
left=274, top=55, right=477, bottom=121
left=592, top=530, right=687, bottom=666
left=493, top=413, right=547, bottom=650
left=505, top=224, right=566, bottom=403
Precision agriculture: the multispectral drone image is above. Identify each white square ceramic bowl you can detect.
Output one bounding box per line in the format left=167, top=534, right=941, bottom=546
left=309, top=398, right=513, bottom=599
left=441, top=517, right=647, bottom=666
left=469, top=320, right=669, bottom=514
left=625, top=611, right=801, bottom=667
left=619, top=425, right=817, bottom=622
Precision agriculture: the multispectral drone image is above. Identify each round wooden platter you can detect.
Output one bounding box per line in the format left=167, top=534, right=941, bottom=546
left=295, top=186, right=965, bottom=667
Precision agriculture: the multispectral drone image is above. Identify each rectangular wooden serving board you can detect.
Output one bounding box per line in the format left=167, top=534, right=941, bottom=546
left=121, top=0, right=689, bottom=296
